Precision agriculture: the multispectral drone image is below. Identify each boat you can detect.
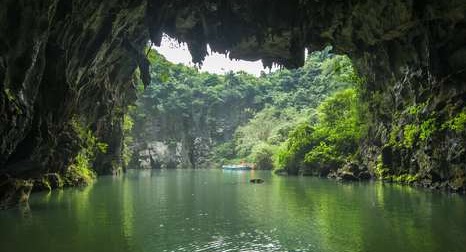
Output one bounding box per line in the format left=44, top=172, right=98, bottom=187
left=222, top=164, right=252, bottom=170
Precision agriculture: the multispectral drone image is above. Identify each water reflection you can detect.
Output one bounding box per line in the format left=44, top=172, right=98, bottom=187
left=0, top=170, right=465, bottom=252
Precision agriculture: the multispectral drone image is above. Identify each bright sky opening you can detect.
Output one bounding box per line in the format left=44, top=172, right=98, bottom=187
left=154, top=34, right=279, bottom=77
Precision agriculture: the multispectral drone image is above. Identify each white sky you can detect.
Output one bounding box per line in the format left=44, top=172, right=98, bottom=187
left=154, top=35, right=278, bottom=76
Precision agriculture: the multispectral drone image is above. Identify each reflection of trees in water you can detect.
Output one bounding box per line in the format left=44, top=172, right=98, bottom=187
left=5, top=171, right=466, bottom=252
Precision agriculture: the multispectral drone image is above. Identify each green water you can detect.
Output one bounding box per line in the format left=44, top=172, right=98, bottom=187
left=1, top=169, right=465, bottom=252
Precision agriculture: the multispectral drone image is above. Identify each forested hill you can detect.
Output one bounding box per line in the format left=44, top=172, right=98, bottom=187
left=130, top=47, right=357, bottom=169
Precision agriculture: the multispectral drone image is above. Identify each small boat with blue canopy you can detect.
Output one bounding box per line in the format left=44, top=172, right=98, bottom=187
left=222, top=164, right=252, bottom=170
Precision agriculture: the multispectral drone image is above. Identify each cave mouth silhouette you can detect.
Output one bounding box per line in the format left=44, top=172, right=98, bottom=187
left=1, top=1, right=465, bottom=208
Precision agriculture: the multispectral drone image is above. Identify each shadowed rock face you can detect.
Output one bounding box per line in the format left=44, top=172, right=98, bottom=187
left=1, top=0, right=147, bottom=177
left=1, top=0, right=465, bottom=206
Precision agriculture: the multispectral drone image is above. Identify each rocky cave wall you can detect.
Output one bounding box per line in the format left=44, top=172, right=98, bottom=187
left=1, top=0, right=465, bottom=207
left=0, top=0, right=150, bottom=207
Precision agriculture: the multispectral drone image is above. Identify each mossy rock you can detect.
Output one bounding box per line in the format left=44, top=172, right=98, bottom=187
left=338, top=171, right=359, bottom=181
left=0, top=176, right=33, bottom=209
left=449, top=167, right=465, bottom=191
left=44, top=173, right=64, bottom=189
left=32, top=178, right=51, bottom=192
left=358, top=171, right=372, bottom=180
left=391, top=173, right=420, bottom=185
left=273, top=169, right=288, bottom=176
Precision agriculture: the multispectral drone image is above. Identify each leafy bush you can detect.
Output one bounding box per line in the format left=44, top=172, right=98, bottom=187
left=65, top=152, right=97, bottom=186
left=276, top=88, right=364, bottom=175
left=375, top=154, right=390, bottom=179
left=443, top=110, right=466, bottom=133
left=211, top=142, right=237, bottom=164
left=233, top=107, right=309, bottom=159
left=403, top=124, right=418, bottom=148
left=406, top=102, right=426, bottom=116
left=389, top=124, right=401, bottom=147
left=250, top=143, right=277, bottom=170
left=419, top=118, right=436, bottom=141
left=276, top=123, right=316, bottom=174
left=304, top=142, right=339, bottom=167
left=65, top=117, right=105, bottom=186
left=122, top=112, right=135, bottom=167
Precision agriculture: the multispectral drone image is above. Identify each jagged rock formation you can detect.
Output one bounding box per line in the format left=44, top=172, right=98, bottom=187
left=1, top=0, right=465, bottom=206
left=133, top=95, right=259, bottom=169
left=0, top=0, right=149, bottom=206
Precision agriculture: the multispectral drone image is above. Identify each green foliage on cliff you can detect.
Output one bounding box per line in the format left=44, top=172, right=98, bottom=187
left=407, top=103, right=426, bottom=116
left=214, top=48, right=360, bottom=169
left=375, top=154, right=390, bottom=179
left=403, top=124, right=418, bottom=148
left=66, top=152, right=97, bottom=186
left=276, top=88, right=364, bottom=175
left=443, top=110, right=466, bottom=133
left=134, top=46, right=361, bottom=169
left=419, top=118, right=436, bottom=141
left=123, top=110, right=135, bottom=167
left=387, top=103, right=465, bottom=152
left=275, top=123, right=316, bottom=174
left=65, top=117, right=103, bottom=186
left=231, top=107, right=310, bottom=165
left=250, top=143, right=278, bottom=170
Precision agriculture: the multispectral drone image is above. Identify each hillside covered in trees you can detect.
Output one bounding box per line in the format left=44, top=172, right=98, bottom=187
left=130, top=46, right=361, bottom=176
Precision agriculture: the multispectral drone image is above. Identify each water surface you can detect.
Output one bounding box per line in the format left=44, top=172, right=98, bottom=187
left=0, top=169, right=465, bottom=252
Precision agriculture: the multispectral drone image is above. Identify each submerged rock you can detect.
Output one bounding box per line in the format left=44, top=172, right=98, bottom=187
left=338, top=171, right=359, bottom=181
left=250, top=178, right=265, bottom=184
left=358, top=171, right=372, bottom=181
left=335, top=162, right=372, bottom=181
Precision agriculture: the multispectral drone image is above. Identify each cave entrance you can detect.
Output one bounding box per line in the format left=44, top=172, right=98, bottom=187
left=130, top=34, right=360, bottom=173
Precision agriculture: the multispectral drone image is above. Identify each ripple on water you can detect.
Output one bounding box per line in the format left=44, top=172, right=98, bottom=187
left=168, top=229, right=314, bottom=252
left=170, top=232, right=282, bottom=251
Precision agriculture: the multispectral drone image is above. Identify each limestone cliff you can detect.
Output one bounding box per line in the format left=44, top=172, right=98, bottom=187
left=0, top=0, right=149, bottom=207
left=132, top=93, right=259, bottom=169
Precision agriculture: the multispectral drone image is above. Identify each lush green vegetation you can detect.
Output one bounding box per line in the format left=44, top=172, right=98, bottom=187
left=65, top=117, right=105, bottom=186
left=443, top=109, right=466, bottom=133
left=275, top=88, right=365, bottom=175
left=132, top=51, right=268, bottom=168
left=223, top=106, right=309, bottom=168
left=214, top=49, right=363, bottom=172
left=134, top=46, right=363, bottom=172
left=372, top=98, right=466, bottom=185
left=122, top=108, right=136, bottom=168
